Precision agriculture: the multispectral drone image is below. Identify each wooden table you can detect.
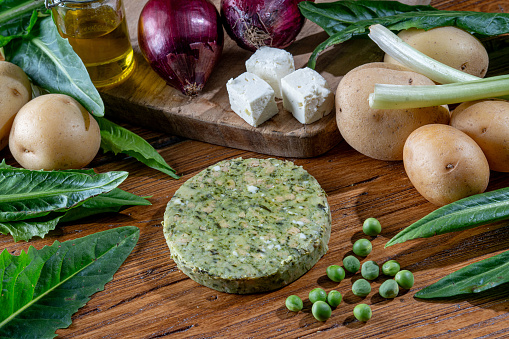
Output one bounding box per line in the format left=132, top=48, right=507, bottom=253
left=2, top=0, right=509, bottom=338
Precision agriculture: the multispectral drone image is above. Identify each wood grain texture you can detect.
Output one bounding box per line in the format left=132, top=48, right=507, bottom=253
left=1, top=0, right=509, bottom=338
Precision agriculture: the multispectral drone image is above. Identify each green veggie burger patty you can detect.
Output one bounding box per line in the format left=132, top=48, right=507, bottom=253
left=163, top=158, right=331, bottom=294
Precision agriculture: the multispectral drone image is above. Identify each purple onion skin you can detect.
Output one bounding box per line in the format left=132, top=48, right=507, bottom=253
left=220, top=0, right=312, bottom=51
left=138, top=0, right=224, bottom=96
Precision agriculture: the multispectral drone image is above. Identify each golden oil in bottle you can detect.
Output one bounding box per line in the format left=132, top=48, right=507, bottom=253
left=53, top=4, right=135, bottom=89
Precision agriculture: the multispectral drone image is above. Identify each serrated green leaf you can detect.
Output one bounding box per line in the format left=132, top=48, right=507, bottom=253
left=0, top=0, right=45, bottom=48
left=415, top=251, right=509, bottom=299
left=96, top=117, right=180, bottom=179
left=0, top=215, right=64, bottom=242
left=4, top=16, right=105, bottom=117
left=0, top=226, right=139, bottom=338
left=0, top=168, right=128, bottom=222
left=386, top=187, right=509, bottom=247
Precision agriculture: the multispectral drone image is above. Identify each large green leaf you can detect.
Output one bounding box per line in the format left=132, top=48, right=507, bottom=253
left=0, top=226, right=139, bottom=338
left=0, top=0, right=45, bottom=48
left=0, top=168, right=128, bottom=222
left=4, top=16, right=105, bottom=117
left=96, top=117, right=180, bottom=179
left=415, top=251, right=509, bottom=299
left=386, top=187, right=509, bottom=247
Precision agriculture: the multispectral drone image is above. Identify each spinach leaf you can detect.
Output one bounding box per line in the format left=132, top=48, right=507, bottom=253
left=4, top=16, right=105, bottom=117
left=96, top=117, right=180, bottom=179
left=0, top=214, right=64, bottom=242
left=415, top=250, right=509, bottom=299
left=385, top=187, right=509, bottom=247
left=0, top=0, right=45, bottom=47
left=0, top=226, right=139, bottom=338
left=0, top=167, right=128, bottom=223
left=302, top=4, right=509, bottom=69
left=299, top=0, right=435, bottom=36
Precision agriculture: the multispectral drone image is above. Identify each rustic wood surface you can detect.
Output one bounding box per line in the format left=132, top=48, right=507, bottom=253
left=2, top=0, right=509, bottom=338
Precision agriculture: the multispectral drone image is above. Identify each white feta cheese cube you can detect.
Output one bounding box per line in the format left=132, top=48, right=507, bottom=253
left=226, top=72, right=279, bottom=127
left=281, top=67, right=334, bottom=124
left=245, top=46, right=295, bottom=99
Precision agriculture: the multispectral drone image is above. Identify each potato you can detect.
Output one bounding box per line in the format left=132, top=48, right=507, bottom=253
left=403, top=124, right=490, bottom=206
left=0, top=61, right=32, bottom=150
left=336, top=62, right=450, bottom=161
left=451, top=99, right=509, bottom=172
left=9, top=94, right=101, bottom=170
left=384, top=27, right=489, bottom=78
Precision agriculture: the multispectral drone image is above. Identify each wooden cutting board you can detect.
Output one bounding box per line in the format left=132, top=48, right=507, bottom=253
left=100, top=0, right=386, bottom=158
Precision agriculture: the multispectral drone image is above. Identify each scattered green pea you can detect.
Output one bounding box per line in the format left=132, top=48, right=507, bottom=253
left=353, top=238, right=372, bottom=256
left=395, top=270, right=414, bottom=289
left=351, top=278, right=371, bottom=297
left=353, top=304, right=372, bottom=322
left=382, top=260, right=401, bottom=276
left=327, top=290, right=342, bottom=308
left=343, top=255, right=361, bottom=273
left=311, top=301, right=332, bottom=321
left=361, top=260, right=379, bottom=280
left=363, top=217, right=382, bottom=236
left=309, top=287, right=327, bottom=303
left=379, top=279, right=399, bottom=298
left=285, top=295, right=303, bottom=312
left=326, top=265, right=346, bottom=282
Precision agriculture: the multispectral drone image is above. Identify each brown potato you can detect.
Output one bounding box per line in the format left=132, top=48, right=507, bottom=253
left=0, top=61, right=32, bottom=150
left=384, top=27, right=489, bottom=78
left=403, top=124, right=490, bottom=206
left=451, top=99, right=509, bottom=172
left=336, top=62, right=450, bottom=161
left=9, top=94, right=101, bottom=170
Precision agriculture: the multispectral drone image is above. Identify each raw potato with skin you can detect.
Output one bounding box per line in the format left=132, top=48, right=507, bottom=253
left=403, top=124, right=490, bottom=206
left=9, top=94, right=101, bottom=170
left=0, top=61, right=32, bottom=150
left=451, top=99, right=509, bottom=172
left=384, top=27, right=489, bottom=78
left=336, top=62, right=450, bottom=161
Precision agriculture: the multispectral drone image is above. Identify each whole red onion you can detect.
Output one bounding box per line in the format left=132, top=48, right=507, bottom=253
left=220, top=0, right=311, bottom=51
left=138, top=0, right=224, bottom=96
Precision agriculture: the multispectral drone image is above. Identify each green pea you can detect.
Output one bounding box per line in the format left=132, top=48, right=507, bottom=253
left=351, top=278, right=371, bottom=297
left=285, top=295, right=303, bottom=312
left=309, top=287, right=327, bottom=303
left=353, top=304, right=372, bottom=322
left=395, top=270, right=414, bottom=289
left=326, top=265, right=346, bottom=282
left=343, top=255, right=361, bottom=273
left=327, top=290, right=342, bottom=308
left=353, top=238, right=372, bottom=256
left=363, top=217, right=382, bottom=236
left=379, top=279, right=399, bottom=298
left=382, top=260, right=400, bottom=276
left=361, top=260, right=379, bottom=280
left=312, top=301, right=332, bottom=321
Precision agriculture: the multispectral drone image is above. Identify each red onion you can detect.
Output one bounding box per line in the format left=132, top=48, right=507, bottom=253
left=138, top=0, right=224, bottom=96
left=220, top=0, right=312, bottom=51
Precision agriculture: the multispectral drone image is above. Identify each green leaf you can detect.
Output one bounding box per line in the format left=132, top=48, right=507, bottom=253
left=0, top=226, right=139, bottom=338
left=415, top=250, right=509, bottom=299
left=299, top=0, right=436, bottom=36
left=0, top=0, right=45, bottom=48
left=305, top=8, right=509, bottom=69
left=386, top=187, right=509, bottom=247
left=0, top=214, right=64, bottom=242
left=4, top=16, right=105, bottom=117
left=0, top=168, right=128, bottom=222
left=96, top=117, right=180, bottom=179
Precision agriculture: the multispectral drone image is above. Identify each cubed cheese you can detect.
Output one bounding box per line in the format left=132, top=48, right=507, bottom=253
left=245, top=46, right=295, bottom=99
left=226, top=72, right=279, bottom=127
left=281, top=67, right=334, bottom=124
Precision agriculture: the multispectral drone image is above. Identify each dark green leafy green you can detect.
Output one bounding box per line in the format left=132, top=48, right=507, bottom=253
left=386, top=187, right=509, bottom=247
left=415, top=251, right=509, bottom=298
left=4, top=16, right=105, bottom=116
left=299, top=1, right=509, bottom=69
left=0, top=0, right=45, bottom=47
left=96, top=117, right=180, bottom=179
left=0, top=226, right=139, bottom=338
